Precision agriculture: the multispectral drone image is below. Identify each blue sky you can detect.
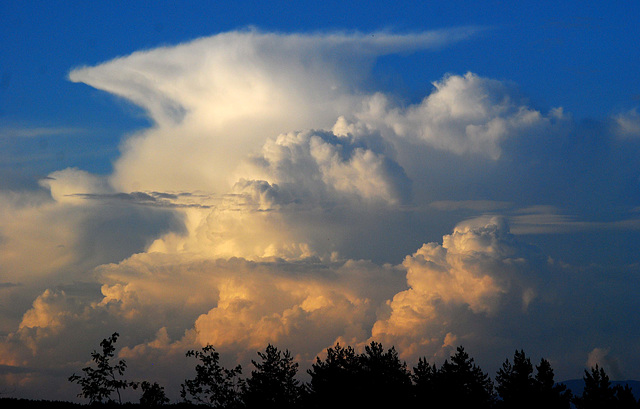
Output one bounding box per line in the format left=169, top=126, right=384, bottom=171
left=2, top=1, right=639, bottom=180
left=1, top=1, right=640, bottom=402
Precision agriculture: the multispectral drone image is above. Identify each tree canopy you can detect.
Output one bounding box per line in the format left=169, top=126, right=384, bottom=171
left=66, top=334, right=639, bottom=409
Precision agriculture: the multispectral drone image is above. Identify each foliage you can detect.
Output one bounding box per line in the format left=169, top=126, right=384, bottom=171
left=244, top=344, right=303, bottom=409
left=495, top=350, right=571, bottom=409
left=573, top=365, right=616, bottom=409
left=534, top=357, right=572, bottom=409
left=358, top=342, right=412, bottom=407
left=496, top=349, right=535, bottom=407
left=139, top=381, right=170, bottom=407
left=68, top=332, right=137, bottom=404
left=412, top=356, right=438, bottom=403
left=64, top=334, right=639, bottom=408
left=180, top=344, right=244, bottom=408
left=573, top=365, right=639, bottom=409
left=307, top=341, right=411, bottom=408
left=414, top=346, right=496, bottom=409
left=306, top=343, right=359, bottom=405
left=306, top=343, right=359, bottom=408
left=614, top=384, right=640, bottom=409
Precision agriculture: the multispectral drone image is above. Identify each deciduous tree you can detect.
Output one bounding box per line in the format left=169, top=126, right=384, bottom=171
left=68, top=332, right=136, bottom=404
left=181, top=344, right=244, bottom=408
left=139, top=381, right=170, bottom=407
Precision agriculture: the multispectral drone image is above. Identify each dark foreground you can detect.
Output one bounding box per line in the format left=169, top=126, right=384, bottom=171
left=0, top=400, right=206, bottom=408
left=7, top=338, right=640, bottom=409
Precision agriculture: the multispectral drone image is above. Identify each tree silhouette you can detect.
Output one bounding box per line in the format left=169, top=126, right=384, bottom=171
left=614, top=384, right=640, bottom=409
left=139, top=381, right=170, bottom=407
left=412, top=356, right=438, bottom=404
left=496, top=350, right=571, bottom=409
left=181, top=344, right=244, bottom=408
left=306, top=343, right=360, bottom=408
left=534, top=358, right=572, bottom=409
left=426, top=346, right=496, bottom=409
left=68, top=332, right=136, bottom=404
left=244, top=344, right=303, bottom=409
left=573, top=365, right=616, bottom=409
left=307, top=341, right=412, bottom=408
left=359, top=342, right=412, bottom=407
left=495, top=349, right=535, bottom=408
left=573, top=365, right=640, bottom=409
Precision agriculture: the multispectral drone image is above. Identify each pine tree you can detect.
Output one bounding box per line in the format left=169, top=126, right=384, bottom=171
left=534, top=358, right=572, bottom=409
left=307, top=342, right=412, bottom=408
left=496, top=349, right=535, bottom=408
left=359, top=342, right=412, bottom=408
left=432, top=346, right=496, bottom=409
left=307, top=343, right=360, bottom=408
left=573, top=365, right=617, bottom=409
left=412, top=357, right=438, bottom=404
left=496, top=350, right=571, bottom=409
left=244, top=344, right=303, bottom=409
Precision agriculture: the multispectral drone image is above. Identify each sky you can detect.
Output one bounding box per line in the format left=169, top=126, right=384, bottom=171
left=1, top=0, right=640, bottom=402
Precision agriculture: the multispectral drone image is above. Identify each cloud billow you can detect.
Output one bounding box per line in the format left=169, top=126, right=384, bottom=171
left=1, top=28, right=640, bottom=400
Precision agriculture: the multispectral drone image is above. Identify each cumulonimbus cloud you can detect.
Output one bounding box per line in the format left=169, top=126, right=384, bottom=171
left=2, top=28, right=640, bottom=401
left=68, top=28, right=481, bottom=194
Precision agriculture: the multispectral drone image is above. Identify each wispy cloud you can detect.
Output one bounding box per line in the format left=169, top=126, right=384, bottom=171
left=510, top=206, right=640, bottom=234
left=0, top=282, right=22, bottom=289
left=429, top=200, right=513, bottom=212
left=70, top=191, right=212, bottom=209
left=0, top=126, right=85, bottom=139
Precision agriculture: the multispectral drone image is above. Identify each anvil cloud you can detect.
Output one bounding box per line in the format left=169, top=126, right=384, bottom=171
left=1, top=29, right=640, bottom=401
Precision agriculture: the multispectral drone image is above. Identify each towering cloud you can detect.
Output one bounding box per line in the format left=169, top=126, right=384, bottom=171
left=68, top=28, right=479, bottom=194
left=372, top=216, right=542, bottom=358
left=1, top=29, right=640, bottom=401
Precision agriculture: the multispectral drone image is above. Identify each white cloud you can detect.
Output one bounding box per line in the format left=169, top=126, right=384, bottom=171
left=236, top=129, right=411, bottom=205
left=39, top=168, right=111, bottom=205
left=614, top=108, right=640, bottom=138
left=69, top=29, right=477, bottom=195
left=339, top=73, right=548, bottom=159
left=3, top=27, right=640, bottom=401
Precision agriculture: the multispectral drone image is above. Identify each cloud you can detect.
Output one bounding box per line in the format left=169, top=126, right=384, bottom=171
left=338, top=73, right=549, bottom=159
left=68, top=29, right=479, bottom=195
left=370, top=216, right=542, bottom=359
left=236, top=129, right=411, bottom=206
left=614, top=108, right=640, bottom=138
left=509, top=206, right=640, bottom=234
left=39, top=168, right=112, bottom=205
left=2, top=28, right=640, bottom=401
left=70, top=191, right=211, bottom=209
left=0, top=126, right=84, bottom=139
left=0, top=252, right=407, bottom=400
left=587, top=348, right=622, bottom=380
left=0, top=171, right=183, bottom=338
left=429, top=200, right=513, bottom=212
left=2, top=214, right=640, bottom=399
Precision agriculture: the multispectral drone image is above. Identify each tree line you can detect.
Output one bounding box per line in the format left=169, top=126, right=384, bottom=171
left=65, top=332, right=639, bottom=408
